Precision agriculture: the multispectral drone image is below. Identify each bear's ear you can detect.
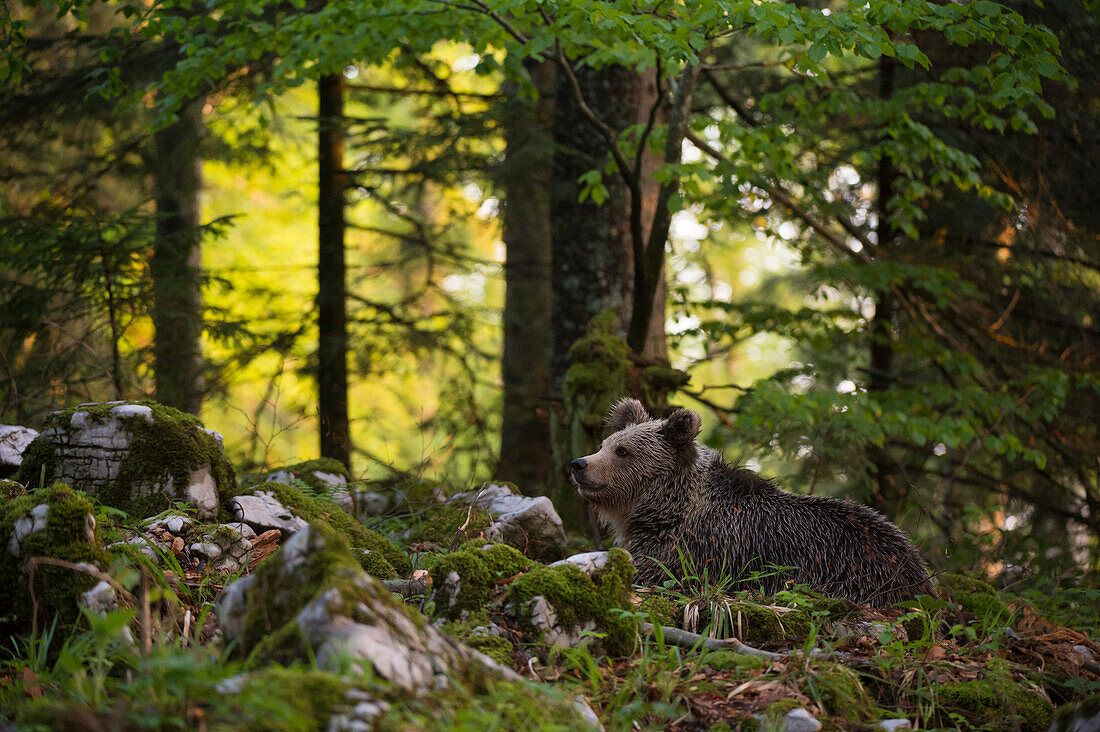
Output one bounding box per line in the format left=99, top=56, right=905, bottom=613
left=661, top=408, right=702, bottom=449
left=606, top=398, right=651, bottom=432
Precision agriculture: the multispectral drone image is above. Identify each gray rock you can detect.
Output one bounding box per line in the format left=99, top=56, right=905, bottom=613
left=7, top=503, right=49, bottom=558
left=449, top=483, right=565, bottom=562
left=145, top=513, right=195, bottom=536
left=551, top=551, right=611, bottom=575
left=782, top=708, right=822, bottom=732
left=878, top=719, right=913, bottom=731
left=230, top=490, right=309, bottom=534
left=19, top=402, right=229, bottom=520
left=80, top=580, right=118, bottom=614
left=0, top=425, right=38, bottom=475
left=190, top=524, right=253, bottom=573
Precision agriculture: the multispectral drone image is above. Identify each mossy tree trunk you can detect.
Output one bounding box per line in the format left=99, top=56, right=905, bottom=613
left=152, top=99, right=204, bottom=415
left=550, top=64, right=668, bottom=391
left=498, top=60, right=557, bottom=494
left=548, top=64, right=684, bottom=535
left=317, top=73, right=351, bottom=468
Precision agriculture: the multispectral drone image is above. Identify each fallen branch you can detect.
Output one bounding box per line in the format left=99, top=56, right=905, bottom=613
left=383, top=577, right=430, bottom=598
left=639, top=622, right=858, bottom=665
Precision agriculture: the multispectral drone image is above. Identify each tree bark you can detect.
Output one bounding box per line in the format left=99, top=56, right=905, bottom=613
left=869, top=53, right=901, bottom=516
left=550, top=64, right=667, bottom=391
left=498, top=60, right=557, bottom=494
left=318, top=73, right=351, bottom=468
left=151, top=99, right=204, bottom=415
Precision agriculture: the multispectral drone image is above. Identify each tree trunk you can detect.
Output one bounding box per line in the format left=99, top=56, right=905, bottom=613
left=498, top=60, right=557, bottom=494
left=550, top=64, right=666, bottom=391
left=318, top=73, right=351, bottom=468
left=868, top=53, right=901, bottom=516
left=151, top=99, right=204, bottom=415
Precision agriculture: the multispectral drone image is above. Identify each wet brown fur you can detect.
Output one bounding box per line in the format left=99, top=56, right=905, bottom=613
left=572, top=398, right=935, bottom=608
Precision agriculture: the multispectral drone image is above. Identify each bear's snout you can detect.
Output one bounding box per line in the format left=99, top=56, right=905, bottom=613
left=570, top=458, right=587, bottom=475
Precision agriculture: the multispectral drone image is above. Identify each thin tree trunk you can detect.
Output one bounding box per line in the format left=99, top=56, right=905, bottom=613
left=151, top=99, right=204, bottom=415
left=318, top=73, right=351, bottom=468
left=498, top=60, right=557, bottom=494
left=869, top=53, right=901, bottom=515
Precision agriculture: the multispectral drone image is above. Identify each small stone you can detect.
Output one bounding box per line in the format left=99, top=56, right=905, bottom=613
left=551, top=551, right=610, bottom=576
left=1072, top=644, right=1095, bottom=663
left=190, top=542, right=223, bottom=560
left=172, top=536, right=185, bottom=554
left=782, top=708, right=821, bottom=732
left=878, top=720, right=912, bottom=731
left=80, top=581, right=118, bottom=614
left=230, top=490, right=309, bottom=534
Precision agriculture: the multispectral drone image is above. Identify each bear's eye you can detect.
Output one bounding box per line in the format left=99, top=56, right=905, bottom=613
left=615, top=446, right=629, bottom=457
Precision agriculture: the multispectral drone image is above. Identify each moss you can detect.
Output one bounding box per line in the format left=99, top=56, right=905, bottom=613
left=238, top=522, right=367, bottom=664
left=938, top=572, right=1012, bottom=622
left=0, top=482, right=106, bottom=634
left=428, top=543, right=533, bottom=619
left=237, top=667, right=353, bottom=731
left=704, top=650, right=769, bottom=673
left=15, top=401, right=236, bottom=520
left=0, top=478, right=25, bottom=500
left=506, top=548, right=637, bottom=655
left=727, top=602, right=812, bottom=644
left=440, top=614, right=516, bottom=667
left=241, top=481, right=409, bottom=578
left=804, top=663, right=874, bottom=722
left=933, top=661, right=1053, bottom=732
left=375, top=677, right=601, bottom=731
left=400, top=502, right=495, bottom=549
left=636, top=592, right=680, bottom=627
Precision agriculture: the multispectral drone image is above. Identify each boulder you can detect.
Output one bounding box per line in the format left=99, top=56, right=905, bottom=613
left=0, top=482, right=107, bottom=634
left=0, top=425, right=37, bottom=478
left=15, top=402, right=235, bottom=520
left=447, top=483, right=565, bottom=562
left=219, top=522, right=514, bottom=689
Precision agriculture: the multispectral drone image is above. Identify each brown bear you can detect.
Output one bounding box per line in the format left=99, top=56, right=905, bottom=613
left=570, top=398, right=934, bottom=608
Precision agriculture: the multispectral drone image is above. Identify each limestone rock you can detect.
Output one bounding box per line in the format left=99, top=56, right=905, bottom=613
left=230, top=490, right=309, bottom=535
left=189, top=524, right=253, bottom=573
left=448, top=483, right=565, bottom=562
left=0, top=483, right=106, bottom=634
left=218, top=523, right=516, bottom=689
left=15, top=402, right=235, bottom=520
left=0, top=425, right=38, bottom=477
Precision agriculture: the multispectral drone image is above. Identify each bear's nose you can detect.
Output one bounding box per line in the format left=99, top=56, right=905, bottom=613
left=570, top=458, right=587, bottom=474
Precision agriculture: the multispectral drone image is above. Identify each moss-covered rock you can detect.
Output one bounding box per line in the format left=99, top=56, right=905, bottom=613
left=428, top=543, right=533, bottom=619
left=0, top=482, right=106, bottom=634
left=636, top=591, right=681, bottom=627
left=15, top=401, right=235, bottom=520
left=440, top=614, right=516, bottom=668
left=937, top=572, right=1012, bottom=622
left=0, top=478, right=25, bottom=500
left=506, top=548, right=637, bottom=655
left=236, top=481, right=409, bottom=578
left=219, top=522, right=518, bottom=693
left=933, top=661, right=1053, bottom=732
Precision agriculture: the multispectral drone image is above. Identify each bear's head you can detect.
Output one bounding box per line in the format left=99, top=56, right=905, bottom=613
left=570, top=397, right=702, bottom=513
